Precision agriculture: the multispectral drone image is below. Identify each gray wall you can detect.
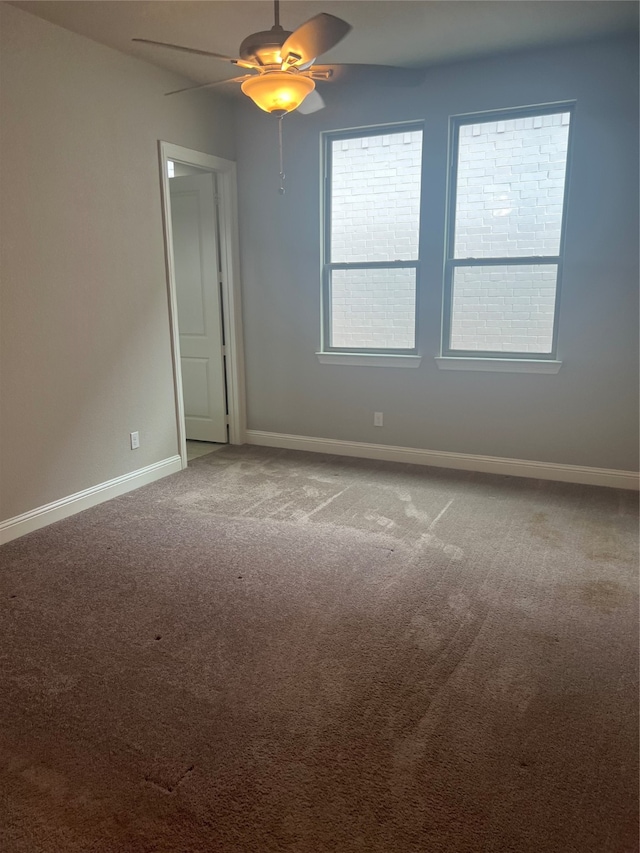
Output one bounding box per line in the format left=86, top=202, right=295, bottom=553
left=234, top=37, right=639, bottom=472
left=0, top=4, right=235, bottom=521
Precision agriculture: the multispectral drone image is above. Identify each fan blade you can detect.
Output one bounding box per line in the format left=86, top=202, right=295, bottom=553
left=280, top=14, right=351, bottom=68
left=296, top=89, right=325, bottom=115
left=311, top=64, right=426, bottom=87
left=133, top=38, right=237, bottom=63
left=165, top=76, right=252, bottom=97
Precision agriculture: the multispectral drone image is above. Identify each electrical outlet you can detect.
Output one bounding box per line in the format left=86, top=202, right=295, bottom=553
left=130, top=431, right=140, bottom=450
left=374, top=412, right=383, bottom=427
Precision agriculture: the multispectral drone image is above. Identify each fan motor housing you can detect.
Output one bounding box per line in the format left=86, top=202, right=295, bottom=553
left=239, top=26, right=293, bottom=66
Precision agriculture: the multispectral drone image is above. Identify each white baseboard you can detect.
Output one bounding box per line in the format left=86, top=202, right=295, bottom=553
left=245, top=431, right=639, bottom=491
left=0, top=455, right=183, bottom=545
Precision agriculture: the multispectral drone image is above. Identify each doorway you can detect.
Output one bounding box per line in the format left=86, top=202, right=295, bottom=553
left=159, top=143, right=246, bottom=469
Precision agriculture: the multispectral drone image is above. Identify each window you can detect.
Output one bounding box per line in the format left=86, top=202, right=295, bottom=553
left=443, top=105, right=573, bottom=359
left=322, top=124, right=423, bottom=354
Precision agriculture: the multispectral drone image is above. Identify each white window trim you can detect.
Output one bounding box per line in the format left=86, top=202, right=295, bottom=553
left=441, top=102, right=575, bottom=363
left=321, top=122, right=424, bottom=356
left=316, top=352, right=422, bottom=368
left=435, top=356, right=562, bottom=374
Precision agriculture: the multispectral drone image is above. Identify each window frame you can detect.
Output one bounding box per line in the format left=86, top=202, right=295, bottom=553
left=441, top=102, right=575, bottom=360
left=321, top=122, right=424, bottom=355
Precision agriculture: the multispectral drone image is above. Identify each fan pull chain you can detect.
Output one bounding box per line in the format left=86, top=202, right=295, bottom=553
left=278, top=115, right=286, bottom=195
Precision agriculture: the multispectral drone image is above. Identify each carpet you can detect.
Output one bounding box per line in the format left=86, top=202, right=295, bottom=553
left=0, top=445, right=637, bottom=852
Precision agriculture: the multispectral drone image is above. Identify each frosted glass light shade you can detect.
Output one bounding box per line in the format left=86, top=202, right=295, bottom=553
left=241, top=73, right=315, bottom=114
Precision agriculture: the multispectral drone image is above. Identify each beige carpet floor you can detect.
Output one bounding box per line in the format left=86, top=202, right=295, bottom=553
left=186, top=441, right=226, bottom=462
left=0, top=445, right=638, bottom=852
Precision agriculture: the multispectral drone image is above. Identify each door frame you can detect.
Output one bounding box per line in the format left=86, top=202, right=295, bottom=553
left=158, top=141, right=246, bottom=468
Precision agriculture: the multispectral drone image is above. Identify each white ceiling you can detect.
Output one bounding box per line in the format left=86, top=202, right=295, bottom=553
left=11, top=1, right=639, bottom=97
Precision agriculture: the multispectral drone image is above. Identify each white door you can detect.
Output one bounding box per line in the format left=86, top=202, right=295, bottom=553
left=170, top=172, right=227, bottom=443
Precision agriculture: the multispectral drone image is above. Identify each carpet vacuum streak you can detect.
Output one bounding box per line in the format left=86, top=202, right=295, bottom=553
left=0, top=445, right=637, bottom=852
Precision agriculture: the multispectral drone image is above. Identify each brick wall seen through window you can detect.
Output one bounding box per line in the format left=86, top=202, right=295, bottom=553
left=445, top=109, right=572, bottom=356
left=324, top=127, right=423, bottom=352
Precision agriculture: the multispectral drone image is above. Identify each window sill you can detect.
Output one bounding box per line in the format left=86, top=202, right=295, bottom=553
left=316, top=352, right=422, bottom=368
left=435, top=356, right=562, bottom=374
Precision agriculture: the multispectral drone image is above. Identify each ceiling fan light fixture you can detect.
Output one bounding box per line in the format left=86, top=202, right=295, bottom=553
left=241, top=72, right=315, bottom=114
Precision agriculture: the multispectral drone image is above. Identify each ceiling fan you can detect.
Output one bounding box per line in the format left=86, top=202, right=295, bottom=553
left=133, top=0, right=425, bottom=115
